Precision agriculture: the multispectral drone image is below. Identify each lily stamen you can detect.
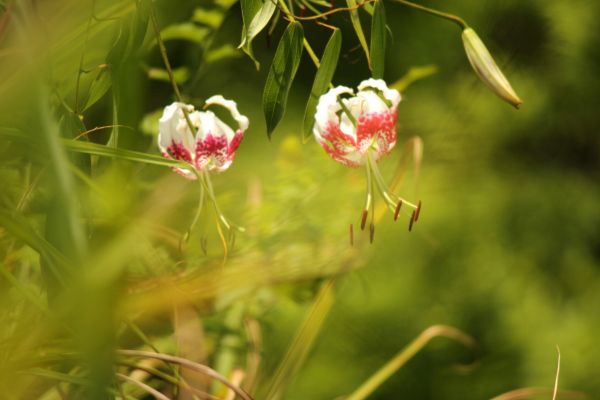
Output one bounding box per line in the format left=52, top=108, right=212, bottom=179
left=313, top=79, right=422, bottom=240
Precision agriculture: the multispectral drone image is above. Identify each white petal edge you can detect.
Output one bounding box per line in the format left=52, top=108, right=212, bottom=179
left=357, top=78, right=401, bottom=109
left=158, top=102, right=196, bottom=154
left=205, top=95, right=249, bottom=132
left=313, top=85, right=354, bottom=142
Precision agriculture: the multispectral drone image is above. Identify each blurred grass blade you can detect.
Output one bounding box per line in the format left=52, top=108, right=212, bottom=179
left=0, top=211, right=69, bottom=283
left=491, top=388, right=589, bottom=400
left=345, top=325, right=476, bottom=400
left=346, top=0, right=370, bottom=69
left=262, top=21, right=304, bottom=138
left=390, top=64, right=438, bottom=92
left=265, top=280, right=335, bottom=400
left=239, top=0, right=277, bottom=69
left=0, top=262, right=49, bottom=312
left=370, top=0, right=386, bottom=79
left=302, top=29, right=341, bottom=142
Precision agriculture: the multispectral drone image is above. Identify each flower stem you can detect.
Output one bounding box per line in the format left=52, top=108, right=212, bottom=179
left=391, top=0, right=467, bottom=30
left=148, top=3, right=196, bottom=133
left=201, top=171, right=230, bottom=230
left=182, top=179, right=205, bottom=245
left=367, top=152, right=418, bottom=209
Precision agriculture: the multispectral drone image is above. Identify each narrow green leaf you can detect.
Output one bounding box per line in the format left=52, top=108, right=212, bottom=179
left=262, top=21, right=304, bottom=138
left=239, top=0, right=277, bottom=69
left=64, top=140, right=193, bottom=171
left=370, top=0, right=386, bottom=79
left=83, top=67, right=112, bottom=111
left=239, top=0, right=262, bottom=67
left=0, top=128, right=191, bottom=171
left=346, top=0, right=370, bottom=68
left=302, top=29, right=342, bottom=141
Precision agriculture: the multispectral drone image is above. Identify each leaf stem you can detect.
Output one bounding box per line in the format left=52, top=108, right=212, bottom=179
left=391, top=0, right=467, bottom=29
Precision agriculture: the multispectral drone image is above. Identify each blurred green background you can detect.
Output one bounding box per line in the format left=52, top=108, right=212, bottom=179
left=0, top=0, right=599, bottom=398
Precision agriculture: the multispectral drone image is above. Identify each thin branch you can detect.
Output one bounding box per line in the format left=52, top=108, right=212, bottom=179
left=116, top=372, right=171, bottom=400
left=117, top=350, right=253, bottom=400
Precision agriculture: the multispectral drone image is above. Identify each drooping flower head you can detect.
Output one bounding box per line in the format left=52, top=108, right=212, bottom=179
left=313, top=78, right=401, bottom=167
left=158, top=95, right=249, bottom=179
left=312, top=79, right=421, bottom=241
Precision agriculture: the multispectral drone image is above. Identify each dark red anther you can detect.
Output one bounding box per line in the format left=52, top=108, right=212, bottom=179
left=408, top=211, right=416, bottom=232
left=329, top=0, right=335, bottom=10
left=349, top=224, right=354, bottom=246
left=415, top=200, right=422, bottom=222
left=394, top=200, right=403, bottom=221
left=369, top=223, right=375, bottom=244
left=360, top=209, right=368, bottom=231
left=300, top=5, right=306, bottom=17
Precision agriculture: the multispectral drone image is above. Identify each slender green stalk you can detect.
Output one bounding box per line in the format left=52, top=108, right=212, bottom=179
left=148, top=3, right=196, bottom=132
left=346, top=325, right=475, bottom=400
left=392, top=0, right=467, bottom=29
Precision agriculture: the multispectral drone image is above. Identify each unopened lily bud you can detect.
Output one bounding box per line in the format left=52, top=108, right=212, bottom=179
left=462, top=27, right=523, bottom=109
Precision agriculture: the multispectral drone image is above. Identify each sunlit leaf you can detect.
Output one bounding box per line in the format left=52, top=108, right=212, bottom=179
left=263, top=21, right=304, bottom=138
left=239, top=0, right=277, bottom=69
left=390, top=64, right=438, bottom=92
left=159, top=22, right=210, bottom=45
left=370, top=0, right=386, bottom=79
left=346, top=0, right=370, bottom=68
left=147, top=66, right=190, bottom=84
left=205, top=44, right=242, bottom=64
left=302, top=29, right=342, bottom=141
left=193, top=8, right=227, bottom=28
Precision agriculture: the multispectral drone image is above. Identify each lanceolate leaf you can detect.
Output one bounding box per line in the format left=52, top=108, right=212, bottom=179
left=346, top=0, right=370, bottom=68
left=302, top=29, right=342, bottom=141
left=239, top=0, right=277, bottom=69
left=370, top=0, right=386, bottom=79
left=262, top=22, right=304, bottom=138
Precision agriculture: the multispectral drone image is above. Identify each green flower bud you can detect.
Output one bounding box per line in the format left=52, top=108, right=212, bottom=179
left=462, top=27, right=523, bottom=109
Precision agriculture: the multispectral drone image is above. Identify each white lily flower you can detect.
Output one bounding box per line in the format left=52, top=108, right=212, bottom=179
left=158, top=96, right=249, bottom=178
left=313, top=78, right=401, bottom=167
left=312, top=79, right=421, bottom=240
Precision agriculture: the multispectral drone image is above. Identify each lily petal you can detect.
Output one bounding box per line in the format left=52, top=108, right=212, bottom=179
left=358, top=78, right=401, bottom=109
left=205, top=95, right=249, bottom=132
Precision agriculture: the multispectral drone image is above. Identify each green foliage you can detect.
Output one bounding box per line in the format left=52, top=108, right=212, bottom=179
left=239, top=0, right=278, bottom=69
left=302, top=28, right=342, bottom=141
left=370, top=0, right=386, bottom=79
left=262, top=21, right=304, bottom=138
left=0, top=0, right=598, bottom=399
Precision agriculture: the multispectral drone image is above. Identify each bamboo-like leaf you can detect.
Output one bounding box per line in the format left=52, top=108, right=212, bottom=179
left=346, top=0, right=370, bottom=68
left=83, top=67, right=112, bottom=111
left=0, top=128, right=191, bottom=172
left=302, top=29, right=342, bottom=141
left=370, top=0, right=386, bottom=79
left=262, top=21, right=304, bottom=138
left=64, top=139, right=193, bottom=171
left=239, top=0, right=277, bottom=69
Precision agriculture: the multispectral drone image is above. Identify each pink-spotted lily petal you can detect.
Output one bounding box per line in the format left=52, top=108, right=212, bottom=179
left=158, top=97, right=249, bottom=177
left=313, top=79, right=401, bottom=167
